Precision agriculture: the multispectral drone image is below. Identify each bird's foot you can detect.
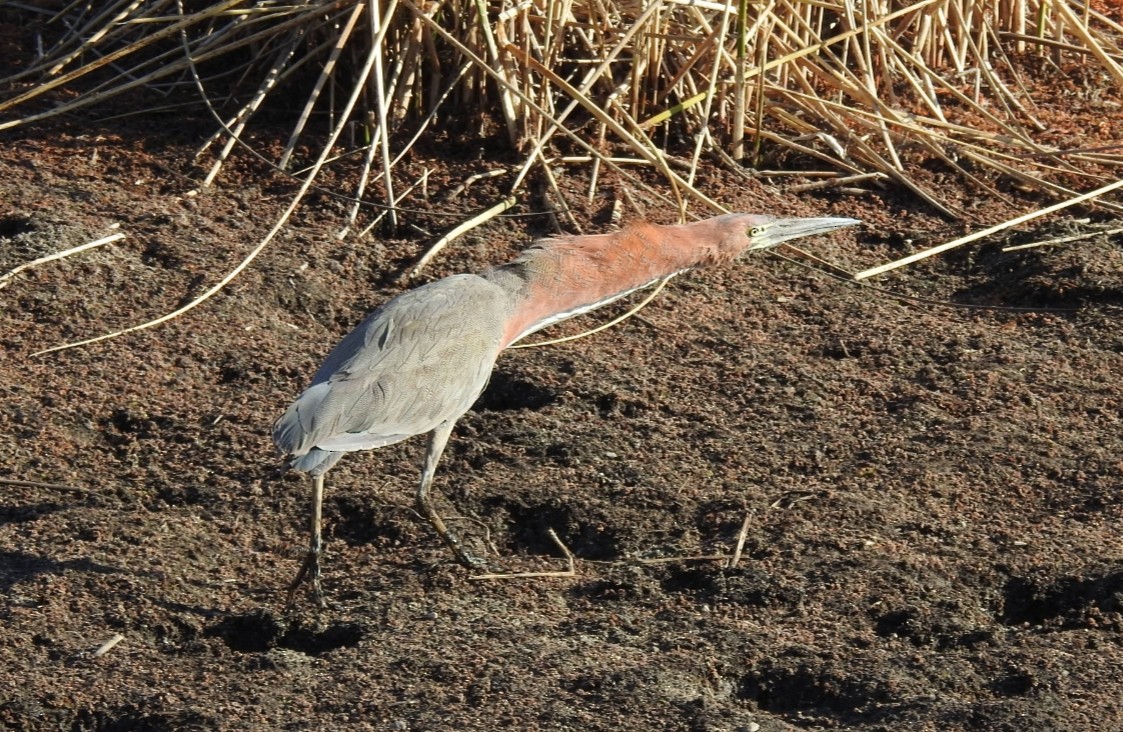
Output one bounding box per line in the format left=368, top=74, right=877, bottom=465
left=451, top=546, right=493, bottom=571
left=286, top=549, right=327, bottom=611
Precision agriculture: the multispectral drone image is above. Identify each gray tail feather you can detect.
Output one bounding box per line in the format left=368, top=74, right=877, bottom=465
left=284, top=447, right=345, bottom=477
left=272, top=388, right=342, bottom=477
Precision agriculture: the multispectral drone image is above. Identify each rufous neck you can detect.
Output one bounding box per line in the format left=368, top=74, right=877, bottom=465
left=487, top=220, right=736, bottom=347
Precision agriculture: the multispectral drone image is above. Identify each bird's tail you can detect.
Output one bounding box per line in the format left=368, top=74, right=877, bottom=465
left=285, top=447, right=344, bottom=476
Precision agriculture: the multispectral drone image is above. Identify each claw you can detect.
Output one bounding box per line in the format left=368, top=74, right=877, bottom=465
left=286, top=547, right=327, bottom=611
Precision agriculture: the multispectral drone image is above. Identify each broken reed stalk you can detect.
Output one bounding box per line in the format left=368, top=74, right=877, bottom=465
left=0, top=232, right=126, bottom=290
left=407, top=196, right=517, bottom=279
left=1001, top=225, right=1123, bottom=251
left=469, top=528, right=577, bottom=580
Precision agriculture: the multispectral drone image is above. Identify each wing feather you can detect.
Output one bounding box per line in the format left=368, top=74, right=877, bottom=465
left=273, top=274, right=511, bottom=468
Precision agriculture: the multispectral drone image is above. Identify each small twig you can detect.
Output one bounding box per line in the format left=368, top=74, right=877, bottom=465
left=0, top=477, right=103, bottom=498
left=469, top=529, right=576, bottom=580
left=786, top=172, right=887, bottom=193
left=93, top=634, right=125, bottom=658
left=550, top=529, right=576, bottom=569
left=445, top=169, right=509, bottom=200
left=769, top=491, right=818, bottom=509
left=0, top=232, right=126, bottom=290
left=1002, top=225, right=1123, bottom=252
left=727, top=513, right=752, bottom=569
left=406, top=196, right=516, bottom=280
left=634, top=555, right=728, bottom=564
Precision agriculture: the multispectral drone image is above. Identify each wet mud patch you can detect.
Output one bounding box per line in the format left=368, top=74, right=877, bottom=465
left=208, top=609, right=366, bottom=657
left=1, top=704, right=219, bottom=732
left=474, top=371, right=559, bottom=412
left=488, top=496, right=621, bottom=559
left=739, top=655, right=894, bottom=719
left=658, top=565, right=803, bottom=609
left=1000, top=565, right=1123, bottom=630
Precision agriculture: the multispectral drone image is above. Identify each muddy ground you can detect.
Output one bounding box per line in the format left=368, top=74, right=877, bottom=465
left=2, top=36, right=1123, bottom=732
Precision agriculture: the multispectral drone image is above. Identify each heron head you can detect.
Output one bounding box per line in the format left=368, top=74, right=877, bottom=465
left=712, top=213, right=860, bottom=259
left=749, top=213, right=860, bottom=252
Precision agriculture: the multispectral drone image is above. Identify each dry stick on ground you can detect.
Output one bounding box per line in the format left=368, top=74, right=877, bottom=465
left=447, top=169, right=508, bottom=200
left=854, top=177, right=1123, bottom=280
left=0, top=232, right=125, bottom=290
left=93, top=634, right=125, bottom=658
left=727, top=513, right=753, bottom=569
left=469, top=529, right=576, bottom=580
left=406, top=196, right=517, bottom=280
left=0, top=477, right=106, bottom=499
left=1002, top=225, right=1123, bottom=251
left=785, top=172, right=887, bottom=193
left=636, top=555, right=729, bottom=565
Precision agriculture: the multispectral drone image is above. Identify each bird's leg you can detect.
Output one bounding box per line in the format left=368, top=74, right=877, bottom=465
left=286, top=473, right=327, bottom=610
left=417, top=422, right=487, bottom=569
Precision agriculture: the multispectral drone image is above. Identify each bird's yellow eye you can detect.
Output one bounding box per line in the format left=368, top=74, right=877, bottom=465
left=749, top=226, right=765, bottom=238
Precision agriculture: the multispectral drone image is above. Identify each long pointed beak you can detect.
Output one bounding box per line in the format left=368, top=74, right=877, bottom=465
left=750, top=216, right=861, bottom=251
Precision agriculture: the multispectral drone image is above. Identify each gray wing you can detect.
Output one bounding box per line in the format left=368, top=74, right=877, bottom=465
left=273, top=274, right=511, bottom=468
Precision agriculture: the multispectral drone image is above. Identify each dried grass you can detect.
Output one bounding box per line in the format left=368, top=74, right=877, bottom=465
left=3, top=0, right=1123, bottom=348
left=4, top=0, right=1121, bottom=216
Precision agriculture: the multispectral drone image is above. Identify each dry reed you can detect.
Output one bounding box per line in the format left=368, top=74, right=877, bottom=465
left=3, top=0, right=1121, bottom=217
left=3, top=0, right=1123, bottom=348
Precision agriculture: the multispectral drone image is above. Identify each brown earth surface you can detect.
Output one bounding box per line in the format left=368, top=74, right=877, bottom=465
left=3, top=33, right=1123, bottom=732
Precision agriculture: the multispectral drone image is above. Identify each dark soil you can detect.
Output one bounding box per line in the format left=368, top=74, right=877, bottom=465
left=3, top=45, right=1123, bottom=732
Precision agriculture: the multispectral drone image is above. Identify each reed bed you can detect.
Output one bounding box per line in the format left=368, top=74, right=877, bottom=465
left=3, top=0, right=1123, bottom=350
left=4, top=0, right=1122, bottom=221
